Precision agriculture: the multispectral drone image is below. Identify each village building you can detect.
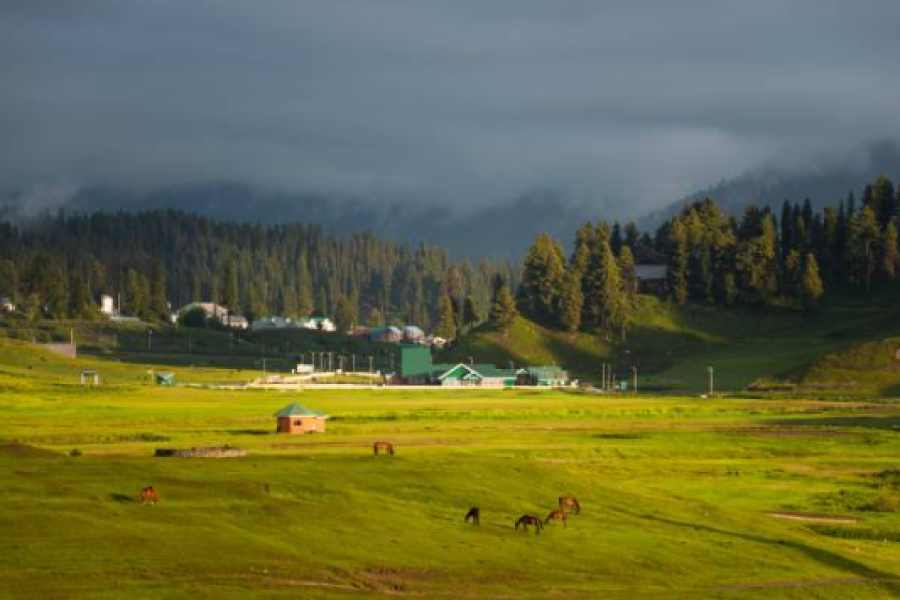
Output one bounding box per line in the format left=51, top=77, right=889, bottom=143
left=0, top=296, right=15, bottom=313
left=369, top=326, right=404, bottom=343
left=298, top=316, right=336, bottom=332
left=275, top=402, right=329, bottom=434
left=402, top=325, right=426, bottom=344
left=397, top=346, right=570, bottom=388
left=100, top=294, right=116, bottom=316
left=634, top=264, right=668, bottom=295
left=223, top=315, right=249, bottom=329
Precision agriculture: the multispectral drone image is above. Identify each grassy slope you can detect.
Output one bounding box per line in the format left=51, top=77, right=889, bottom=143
left=445, top=295, right=900, bottom=393
left=0, top=316, right=396, bottom=374
left=3, top=342, right=900, bottom=597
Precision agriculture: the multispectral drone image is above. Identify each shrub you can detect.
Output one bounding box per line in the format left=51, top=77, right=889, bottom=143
left=69, top=449, right=83, bottom=457
left=869, top=488, right=900, bottom=513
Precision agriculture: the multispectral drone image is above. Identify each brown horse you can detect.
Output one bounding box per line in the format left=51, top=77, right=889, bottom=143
left=465, top=507, right=480, bottom=525
left=373, top=441, right=395, bottom=455
left=140, top=486, right=159, bottom=505
left=515, top=515, right=543, bottom=534
left=559, top=494, right=580, bottom=515
left=545, top=508, right=567, bottom=528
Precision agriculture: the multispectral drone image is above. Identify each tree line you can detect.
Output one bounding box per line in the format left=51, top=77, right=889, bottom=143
left=509, top=174, right=900, bottom=339
left=0, top=209, right=516, bottom=334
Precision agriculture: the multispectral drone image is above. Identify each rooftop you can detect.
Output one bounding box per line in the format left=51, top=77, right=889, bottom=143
left=275, top=402, right=329, bottom=419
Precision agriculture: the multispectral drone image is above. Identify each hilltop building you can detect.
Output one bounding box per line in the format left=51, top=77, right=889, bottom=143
left=635, top=264, right=668, bottom=294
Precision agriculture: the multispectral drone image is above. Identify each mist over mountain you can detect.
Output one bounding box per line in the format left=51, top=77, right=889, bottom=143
left=0, top=183, right=592, bottom=259
left=4, top=140, right=900, bottom=259
left=641, top=140, right=900, bottom=230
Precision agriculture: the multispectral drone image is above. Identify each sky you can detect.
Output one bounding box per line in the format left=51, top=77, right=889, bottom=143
left=2, top=0, right=900, bottom=219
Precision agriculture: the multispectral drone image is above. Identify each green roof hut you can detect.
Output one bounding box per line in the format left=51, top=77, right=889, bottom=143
left=275, top=402, right=329, bottom=434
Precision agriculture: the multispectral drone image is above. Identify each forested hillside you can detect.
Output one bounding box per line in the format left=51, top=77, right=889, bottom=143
left=0, top=210, right=515, bottom=330
left=507, top=174, right=900, bottom=342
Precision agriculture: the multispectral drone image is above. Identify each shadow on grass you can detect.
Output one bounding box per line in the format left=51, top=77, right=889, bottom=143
left=615, top=507, right=900, bottom=594
left=771, top=415, right=900, bottom=432
left=109, top=493, right=135, bottom=503
left=225, top=429, right=271, bottom=436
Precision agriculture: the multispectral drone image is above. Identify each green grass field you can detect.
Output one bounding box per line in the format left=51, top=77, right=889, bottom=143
left=4, top=339, right=900, bottom=598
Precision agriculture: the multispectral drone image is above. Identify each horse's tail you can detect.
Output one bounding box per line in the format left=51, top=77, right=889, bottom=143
left=574, top=498, right=581, bottom=513
left=389, top=444, right=394, bottom=455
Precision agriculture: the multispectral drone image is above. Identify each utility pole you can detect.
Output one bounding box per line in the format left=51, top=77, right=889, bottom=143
left=632, top=366, right=638, bottom=395
left=707, top=366, right=714, bottom=397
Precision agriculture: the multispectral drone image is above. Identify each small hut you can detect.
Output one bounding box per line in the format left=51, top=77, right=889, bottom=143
left=275, top=402, right=329, bottom=434
left=155, top=372, right=176, bottom=387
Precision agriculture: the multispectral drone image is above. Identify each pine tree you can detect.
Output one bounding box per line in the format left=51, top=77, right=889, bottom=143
left=368, top=306, right=385, bottom=327
left=68, top=274, right=90, bottom=319
left=596, top=238, right=628, bottom=339
left=519, top=233, right=566, bottom=324
left=800, top=253, right=824, bottom=311
left=667, top=220, right=689, bottom=304
left=558, top=270, right=584, bottom=333
left=0, top=259, right=19, bottom=302
left=124, top=269, right=148, bottom=317
left=882, top=221, right=900, bottom=282
left=462, top=295, right=478, bottom=331
left=618, top=246, right=637, bottom=299
left=223, top=260, right=238, bottom=312
left=333, top=295, right=356, bottom=333
left=489, top=282, right=518, bottom=337
left=784, top=249, right=802, bottom=297
left=150, top=262, right=167, bottom=319
left=434, top=294, right=457, bottom=339
left=848, top=206, right=881, bottom=292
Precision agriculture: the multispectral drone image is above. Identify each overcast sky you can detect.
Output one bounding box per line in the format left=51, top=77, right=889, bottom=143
left=2, top=0, right=899, bottom=217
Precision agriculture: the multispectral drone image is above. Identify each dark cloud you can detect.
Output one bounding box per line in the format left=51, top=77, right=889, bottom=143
left=2, top=0, right=899, bottom=219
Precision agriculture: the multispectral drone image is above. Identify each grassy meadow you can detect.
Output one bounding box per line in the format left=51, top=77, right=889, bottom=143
left=3, top=338, right=900, bottom=598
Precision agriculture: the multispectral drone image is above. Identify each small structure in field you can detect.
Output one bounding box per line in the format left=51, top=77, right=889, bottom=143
left=275, top=402, right=329, bottom=434
left=155, top=446, right=246, bottom=458
left=80, top=370, right=100, bottom=386
left=155, top=372, right=176, bottom=386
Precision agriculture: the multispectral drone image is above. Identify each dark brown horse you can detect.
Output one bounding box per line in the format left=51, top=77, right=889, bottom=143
left=373, top=441, right=395, bottom=455
left=559, top=494, right=580, bottom=514
left=465, top=507, right=480, bottom=525
left=545, top=508, right=567, bottom=528
left=515, top=515, right=543, bottom=534
left=140, top=486, right=159, bottom=505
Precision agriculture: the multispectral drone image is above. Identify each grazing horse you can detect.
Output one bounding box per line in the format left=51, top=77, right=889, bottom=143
left=559, top=494, right=581, bottom=515
left=545, top=509, right=567, bottom=528
left=373, top=441, right=395, bottom=456
left=515, top=515, right=543, bottom=534
left=140, top=486, right=159, bottom=505
left=465, top=507, right=480, bottom=526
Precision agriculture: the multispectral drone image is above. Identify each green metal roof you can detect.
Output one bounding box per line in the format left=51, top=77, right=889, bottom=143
left=275, top=402, right=328, bottom=418
left=400, top=346, right=434, bottom=377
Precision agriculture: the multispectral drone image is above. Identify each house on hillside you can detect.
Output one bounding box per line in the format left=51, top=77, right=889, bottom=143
left=100, top=294, right=116, bottom=316
left=369, top=326, right=403, bottom=343
left=298, top=316, right=336, bottom=332
left=0, top=296, right=15, bottom=313
left=635, top=264, right=668, bottom=295
left=402, top=325, right=426, bottom=344
left=275, top=402, right=329, bottom=434
left=251, top=316, right=295, bottom=331
left=224, top=315, right=249, bottom=329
